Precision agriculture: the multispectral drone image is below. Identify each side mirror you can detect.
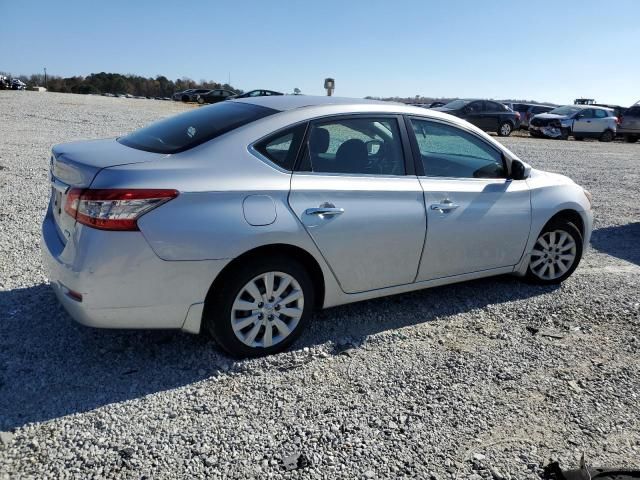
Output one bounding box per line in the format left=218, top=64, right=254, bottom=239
left=510, top=159, right=530, bottom=180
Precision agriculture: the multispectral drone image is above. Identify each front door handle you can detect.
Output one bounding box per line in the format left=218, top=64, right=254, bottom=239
left=305, top=204, right=344, bottom=217
left=430, top=202, right=460, bottom=213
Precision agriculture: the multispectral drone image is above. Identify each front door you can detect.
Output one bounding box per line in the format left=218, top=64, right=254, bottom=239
left=407, top=117, right=531, bottom=280
left=288, top=115, right=426, bottom=293
left=572, top=108, right=597, bottom=135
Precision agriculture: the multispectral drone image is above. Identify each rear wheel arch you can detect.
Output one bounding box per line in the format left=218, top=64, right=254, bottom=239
left=204, top=244, right=326, bottom=313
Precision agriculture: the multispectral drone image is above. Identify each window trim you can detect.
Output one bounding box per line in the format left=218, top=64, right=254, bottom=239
left=291, top=113, right=415, bottom=177
left=404, top=115, right=508, bottom=180
left=248, top=120, right=310, bottom=173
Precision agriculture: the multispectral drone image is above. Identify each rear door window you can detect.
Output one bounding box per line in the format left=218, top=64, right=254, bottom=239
left=594, top=109, right=608, bottom=118
left=298, top=117, right=406, bottom=175
left=118, top=102, right=277, bottom=154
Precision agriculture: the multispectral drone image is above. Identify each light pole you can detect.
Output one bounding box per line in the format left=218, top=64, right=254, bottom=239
left=44, top=67, right=47, bottom=89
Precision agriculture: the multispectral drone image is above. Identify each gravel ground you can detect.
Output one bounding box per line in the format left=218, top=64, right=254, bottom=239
left=1, top=91, right=639, bottom=479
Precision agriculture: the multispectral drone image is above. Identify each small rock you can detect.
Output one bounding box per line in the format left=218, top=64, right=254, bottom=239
left=0, top=431, right=14, bottom=446
left=473, top=453, right=486, bottom=461
left=364, top=470, right=376, bottom=478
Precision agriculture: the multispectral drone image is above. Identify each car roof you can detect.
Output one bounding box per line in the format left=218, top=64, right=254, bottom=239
left=231, top=95, right=392, bottom=112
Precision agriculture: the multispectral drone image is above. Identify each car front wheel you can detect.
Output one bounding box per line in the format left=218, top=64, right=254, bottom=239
left=525, top=220, right=583, bottom=285
left=204, top=256, right=315, bottom=358
left=498, top=121, right=513, bottom=137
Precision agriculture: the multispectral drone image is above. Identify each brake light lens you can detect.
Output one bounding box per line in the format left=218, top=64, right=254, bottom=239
left=515, top=112, right=521, bottom=121
left=64, top=188, right=178, bottom=231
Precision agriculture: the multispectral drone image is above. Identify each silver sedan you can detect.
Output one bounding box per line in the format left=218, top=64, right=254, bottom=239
left=41, top=96, right=593, bottom=357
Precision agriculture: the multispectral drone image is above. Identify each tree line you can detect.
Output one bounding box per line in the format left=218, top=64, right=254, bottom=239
left=0, top=71, right=242, bottom=97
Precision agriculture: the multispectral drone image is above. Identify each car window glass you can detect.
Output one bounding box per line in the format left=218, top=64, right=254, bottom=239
left=254, top=124, right=307, bottom=171
left=486, top=101, right=503, bottom=111
left=300, top=117, right=405, bottom=175
left=578, top=109, right=594, bottom=119
left=410, top=119, right=505, bottom=179
left=594, top=109, right=607, bottom=118
left=118, top=102, right=276, bottom=154
left=467, top=101, right=483, bottom=113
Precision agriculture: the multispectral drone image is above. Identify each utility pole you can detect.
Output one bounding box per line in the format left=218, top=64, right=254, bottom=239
left=44, top=67, right=47, bottom=89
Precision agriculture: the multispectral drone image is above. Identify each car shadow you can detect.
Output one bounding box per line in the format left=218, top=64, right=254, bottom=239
left=590, top=223, right=640, bottom=266
left=0, top=276, right=556, bottom=430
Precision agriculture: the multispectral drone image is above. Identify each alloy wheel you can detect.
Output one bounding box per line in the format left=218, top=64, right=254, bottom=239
left=500, top=123, right=512, bottom=136
left=529, top=230, right=577, bottom=281
left=230, top=271, right=304, bottom=348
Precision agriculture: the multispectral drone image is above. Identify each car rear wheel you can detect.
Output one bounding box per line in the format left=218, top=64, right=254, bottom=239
left=197, top=96, right=204, bottom=104
left=203, top=256, right=315, bottom=358
left=599, top=130, right=614, bottom=142
left=498, top=121, right=513, bottom=137
left=624, top=135, right=638, bottom=143
left=525, top=220, right=583, bottom=285
left=574, top=135, right=584, bottom=141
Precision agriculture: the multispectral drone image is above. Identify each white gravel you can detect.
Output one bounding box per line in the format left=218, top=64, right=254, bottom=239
left=1, top=91, right=639, bottom=479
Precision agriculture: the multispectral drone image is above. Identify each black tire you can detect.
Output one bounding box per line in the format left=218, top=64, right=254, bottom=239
left=574, top=135, right=584, bottom=141
left=498, top=121, right=513, bottom=137
left=559, top=128, right=569, bottom=140
left=599, top=130, right=614, bottom=142
left=525, top=220, right=583, bottom=285
left=197, top=96, right=204, bottom=104
left=203, top=255, right=315, bottom=358
left=624, top=135, right=638, bottom=143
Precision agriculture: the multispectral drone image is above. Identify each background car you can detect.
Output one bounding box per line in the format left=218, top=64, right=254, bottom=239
left=529, top=105, right=617, bottom=141
left=234, top=89, right=283, bottom=98
left=523, top=105, right=555, bottom=129
left=172, top=89, right=195, bottom=101
left=618, top=102, right=640, bottom=143
left=428, top=101, right=446, bottom=108
left=503, top=103, right=555, bottom=129
left=42, top=96, right=592, bottom=357
left=433, top=99, right=520, bottom=136
left=195, top=89, right=237, bottom=104
left=10, top=79, right=26, bottom=90
left=181, top=89, right=213, bottom=102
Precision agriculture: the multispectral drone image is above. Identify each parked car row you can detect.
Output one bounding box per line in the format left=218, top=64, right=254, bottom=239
left=431, top=99, right=521, bottom=136
left=529, top=105, right=618, bottom=142
left=0, top=77, right=27, bottom=90
left=171, top=88, right=284, bottom=104
left=418, top=98, right=638, bottom=143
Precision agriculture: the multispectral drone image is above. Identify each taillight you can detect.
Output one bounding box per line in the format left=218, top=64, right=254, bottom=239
left=64, top=188, right=178, bottom=231
left=615, top=116, right=621, bottom=125
left=515, top=112, right=521, bottom=120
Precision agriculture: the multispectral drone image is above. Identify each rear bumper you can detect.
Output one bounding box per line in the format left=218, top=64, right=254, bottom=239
left=617, top=127, right=640, bottom=136
left=41, top=206, right=229, bottom=332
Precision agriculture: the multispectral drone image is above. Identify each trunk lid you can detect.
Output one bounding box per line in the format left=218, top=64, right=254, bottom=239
left=49, top=138, right=167, bottom=243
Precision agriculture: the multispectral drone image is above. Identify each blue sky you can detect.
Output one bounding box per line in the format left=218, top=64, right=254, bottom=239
left=1, top=0, right=638, bottom=106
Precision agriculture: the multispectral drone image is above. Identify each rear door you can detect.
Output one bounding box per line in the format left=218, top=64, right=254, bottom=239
left=288, top=115, right=426, bottom=293
left=485, top=101, right=506, bottom=131
left=592, top=108, right=611, bottom=132
left=407, top=117, right=531, bottom=280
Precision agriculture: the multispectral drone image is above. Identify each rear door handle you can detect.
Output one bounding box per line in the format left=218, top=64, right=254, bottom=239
left=430, top=203, right=460, bottom=213
left=305, top=207, right=344, bottom=217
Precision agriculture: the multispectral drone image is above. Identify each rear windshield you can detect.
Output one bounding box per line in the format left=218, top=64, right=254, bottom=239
left=118, top=102, right=278, bottom=154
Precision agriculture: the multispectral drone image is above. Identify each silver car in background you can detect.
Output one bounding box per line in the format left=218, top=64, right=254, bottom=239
left=42, top=96, right=593, bottom=357
left=529, top=105, right=617, bottom=141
